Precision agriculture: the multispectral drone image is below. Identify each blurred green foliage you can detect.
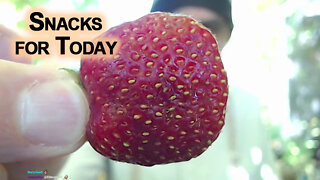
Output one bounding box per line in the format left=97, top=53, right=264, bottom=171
left=4, top=0, right=98, bottom=11
left=288, top=14, right=320, bottom=122
left=4, top=0, right=49, bottom=10
left=73, top=0, right=98, bottom=11
left=283, top=8, right=320, bottom=180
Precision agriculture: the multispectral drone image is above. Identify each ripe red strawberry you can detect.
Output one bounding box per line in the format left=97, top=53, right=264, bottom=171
left=80, top=12, right=228, bottom=166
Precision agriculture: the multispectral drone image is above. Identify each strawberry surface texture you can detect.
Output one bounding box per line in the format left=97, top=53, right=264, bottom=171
left=80, top=12, right=228, bottom=166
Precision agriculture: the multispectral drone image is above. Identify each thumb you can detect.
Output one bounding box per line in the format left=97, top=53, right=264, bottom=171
left=0, top=60, right=89, bottom=163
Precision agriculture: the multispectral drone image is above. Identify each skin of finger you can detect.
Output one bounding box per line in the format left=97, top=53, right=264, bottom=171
left=4, top=155, right=69, bottom=180
left=0, top=60, right=89, bottom=162
left=0, top=164, right=8, bottom=180
left=0, top=25, right=32, bottom=64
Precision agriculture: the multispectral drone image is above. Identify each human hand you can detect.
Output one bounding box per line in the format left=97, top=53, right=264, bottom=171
left=0, top=26, right=89, bottom=180
left=0, top=60, right=89, bottom=179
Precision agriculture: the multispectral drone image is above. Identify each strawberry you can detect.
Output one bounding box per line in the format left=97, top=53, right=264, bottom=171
left=80, top=12, right=228, bottom=166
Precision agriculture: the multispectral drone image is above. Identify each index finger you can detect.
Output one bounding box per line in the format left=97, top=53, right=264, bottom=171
left=0, top=25, right=32, bottom=64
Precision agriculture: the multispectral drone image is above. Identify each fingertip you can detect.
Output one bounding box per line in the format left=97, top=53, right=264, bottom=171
left=0, top=25, right=32, bottom=64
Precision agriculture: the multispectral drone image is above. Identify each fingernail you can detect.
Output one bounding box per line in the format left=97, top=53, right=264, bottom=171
left=18, top=80, right=89, bottom=146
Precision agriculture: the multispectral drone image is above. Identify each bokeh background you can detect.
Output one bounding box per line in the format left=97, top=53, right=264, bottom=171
left=0, top=0, right=319, bottom=179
